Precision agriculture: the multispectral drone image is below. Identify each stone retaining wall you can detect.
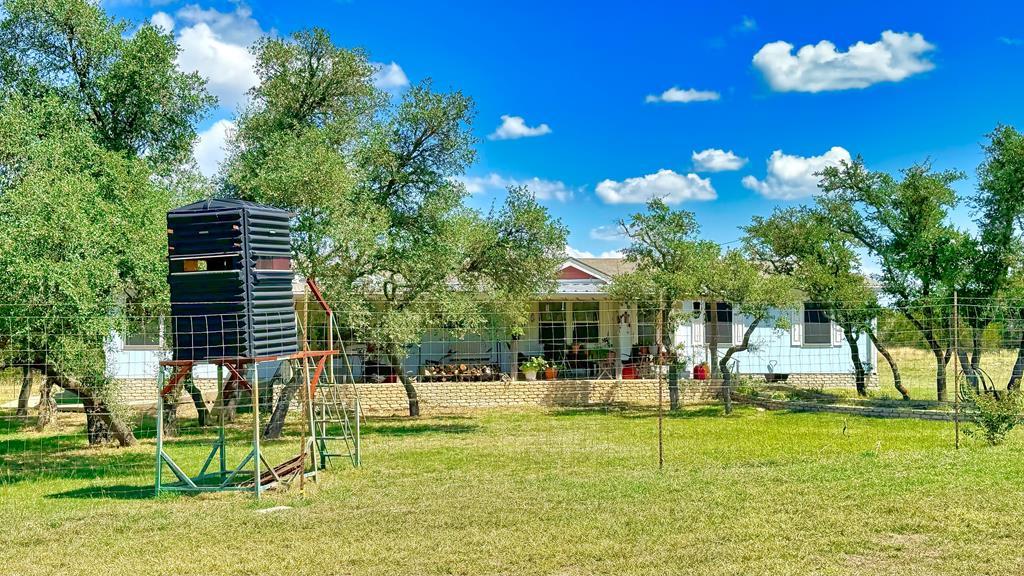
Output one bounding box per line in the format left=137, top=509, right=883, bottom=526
left=111, top=372, right=878, bottom=415
left=341, top=378, right=721, bottom=415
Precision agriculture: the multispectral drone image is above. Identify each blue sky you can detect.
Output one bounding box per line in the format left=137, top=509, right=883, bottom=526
left=108, top=0, right=1024, bottom=257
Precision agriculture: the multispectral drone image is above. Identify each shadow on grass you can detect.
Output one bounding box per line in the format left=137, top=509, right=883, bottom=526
left=363, top=420, right=481, bottom=437
left=551, top=405, right=725, bottom=420
left=47, top=483, right=155, bottom=500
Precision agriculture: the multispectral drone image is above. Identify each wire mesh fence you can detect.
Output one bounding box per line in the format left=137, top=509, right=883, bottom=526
left=2, top=294, right=1024, bottom=496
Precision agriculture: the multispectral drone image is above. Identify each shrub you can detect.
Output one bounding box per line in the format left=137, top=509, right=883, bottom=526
left=964, top=389, right=1024, bottom=446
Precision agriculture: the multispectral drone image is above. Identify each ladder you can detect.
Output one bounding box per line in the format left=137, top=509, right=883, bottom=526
left=301, top=277, right=363, bottom=470
left=313, top=363, right=359, bottom=468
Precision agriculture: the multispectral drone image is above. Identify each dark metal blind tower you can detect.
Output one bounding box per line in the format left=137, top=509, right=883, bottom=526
left=167, top=199, right=298, bottom=360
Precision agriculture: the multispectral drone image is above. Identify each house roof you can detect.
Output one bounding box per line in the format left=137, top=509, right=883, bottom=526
left=552, top=257, right=634, bottom=296
left=575, top=258, right=636, bottom=277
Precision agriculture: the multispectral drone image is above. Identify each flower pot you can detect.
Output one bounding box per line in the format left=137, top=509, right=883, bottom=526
left=544, top=367, right=558, bottom=380
left=523, top=369, right=537, bottom=381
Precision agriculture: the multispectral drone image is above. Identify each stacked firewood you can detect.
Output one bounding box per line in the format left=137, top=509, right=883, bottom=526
left=422, top=363, right=501, bottom=380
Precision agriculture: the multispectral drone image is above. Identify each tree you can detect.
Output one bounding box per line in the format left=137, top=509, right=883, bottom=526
left=696, top=250, right=797, bottom=413
left=611, top=200, right=795, bottom=412
left=225, top=29, right=567, bottom=418
left=745, top=207, right=907, bottom=399
left=973, top=126, right=1024, bottom=391
left=610, top=199, right=720, bottom=409
left=0, top=0, right=212, bottom=445
left=818, top=160, right=968, bottom=402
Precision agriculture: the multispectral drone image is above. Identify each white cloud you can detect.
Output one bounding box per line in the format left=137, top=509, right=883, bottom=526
left=589, top=225, right=624, bottom=242
left=162, top=5, right=267, bottom=110
left=736, top=16, right=757, bottom=33
left=150, top=11, right=174, bottom=33
left=753, top=31, right=935, bottom=93
left=193, top=119, right=235, bottom=177
left=488, top=115, right=552, bottom=140
left=644, top=87, right=720, bottom=104
left=741, top=146, right=852, bottom=200
left=459, top=173, right=573, bottom=202
left=175, top=4, right=265, bottom=45
left=372, top=61, right=409, bottom=90
left=566, top=246, right=624, bottom=259
left=692, top=148, right=747, bottom=172
left=596, top=170, right=716, bottom=204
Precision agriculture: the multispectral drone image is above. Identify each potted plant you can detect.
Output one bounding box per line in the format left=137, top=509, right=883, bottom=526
left=544, top=362, right=561, bottom=380
left=520, top=356, right=547, bottom=381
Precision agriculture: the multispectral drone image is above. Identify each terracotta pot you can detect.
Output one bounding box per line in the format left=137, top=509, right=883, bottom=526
left=544, top=367, right=558, bottom=380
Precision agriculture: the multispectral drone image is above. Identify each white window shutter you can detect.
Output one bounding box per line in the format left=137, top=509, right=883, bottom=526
left=732, top=315, right=745, bottom=345
left=831, top=321, right=844, bottom=346
left=691, top=301, right=704, bottom=345
left=791, top=308, right=803, bottom=346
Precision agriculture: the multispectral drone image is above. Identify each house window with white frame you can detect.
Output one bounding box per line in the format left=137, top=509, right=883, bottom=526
left=539, top=302, right=567, bottom=348
left=703, top=302, right=733, bottom=345
left=571, top=302, right=600, bottom=344
left=123, top=316, right=163, bottom=350
left=637, top=305, right=657, bottom=347
left=803, top=303, right=832, bottom=345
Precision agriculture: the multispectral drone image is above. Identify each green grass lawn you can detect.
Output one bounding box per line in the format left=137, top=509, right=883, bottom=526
left=3, top=406, right=1024, bottom=575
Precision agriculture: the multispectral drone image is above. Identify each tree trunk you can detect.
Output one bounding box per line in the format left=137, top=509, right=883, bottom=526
left=929, top=343, right=948, bottom=402
left=842, top=326, right=868, bottom=397
left=82, top=395, right=113, bottom=445
left=161, top=391, right=179, bottom=438
left=956, top=348, right=980, bottom=394
left=868, top=330, right=907, bottom=400
left=393, top=356, right=419, bottom=417
left=16, top=366, right=33, bottom=417
left=45, top=368, right=136, bottom=447
left=36, top=376, right=55, bottom=431
left=718, top=319, right=760, bottom=415
left=183, top=376, right=209, bottom=427
left=1007, top=325, right=1024, bottom=391
left=264, top=375, right=299, bottom=439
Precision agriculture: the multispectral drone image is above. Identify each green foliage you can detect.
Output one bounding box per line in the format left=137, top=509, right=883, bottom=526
left=964, top=389, right=1024, bottom=446
left=817, top=159, right=969, bottom=400
left=0, top=0, right=211, bottom=443
left=519, top=357, right=548, bottom=371
left=0, top=0, right=214, bottom=170
left=225, top=28, right=567, bottom=395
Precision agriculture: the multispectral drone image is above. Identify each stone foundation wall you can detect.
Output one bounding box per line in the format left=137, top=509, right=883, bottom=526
left=739, top=373, right=880, bottom=389
left=110, top=371, right=877, bottom=415
left=340, top=378, right=721, bottom=416
left=115, top=378, right=220, bottom=406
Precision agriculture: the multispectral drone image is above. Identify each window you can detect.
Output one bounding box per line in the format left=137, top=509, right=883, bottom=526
left=803, top=303, right=832, bottom=345
left=572, top=302, right=600, bottom=344
left=637, top=305, right=657, bottom=347
left=255, top=256, right=290, bottom=271
left=704, top=302, right=733, bottom=345
left=539, top=302, right=566, bottom=348
left=124, top=317, right=162, bottom=350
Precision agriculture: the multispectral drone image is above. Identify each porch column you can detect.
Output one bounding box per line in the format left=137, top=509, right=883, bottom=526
left=617, top=303, right=631, bottom=379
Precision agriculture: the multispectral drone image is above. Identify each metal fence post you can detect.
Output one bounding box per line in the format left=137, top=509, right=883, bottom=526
left=354, top=397, right=362, bottom=467
left=155, top=366, right=164, bottom=497
left=953, top=291, right=960, bottom=450
left=252, top=366, right=261, bottom=498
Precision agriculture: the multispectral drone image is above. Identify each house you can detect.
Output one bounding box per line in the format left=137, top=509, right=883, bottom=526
left=398, top=257, right=878, bottom=388
left=105, top=257, right=878, bottom=406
